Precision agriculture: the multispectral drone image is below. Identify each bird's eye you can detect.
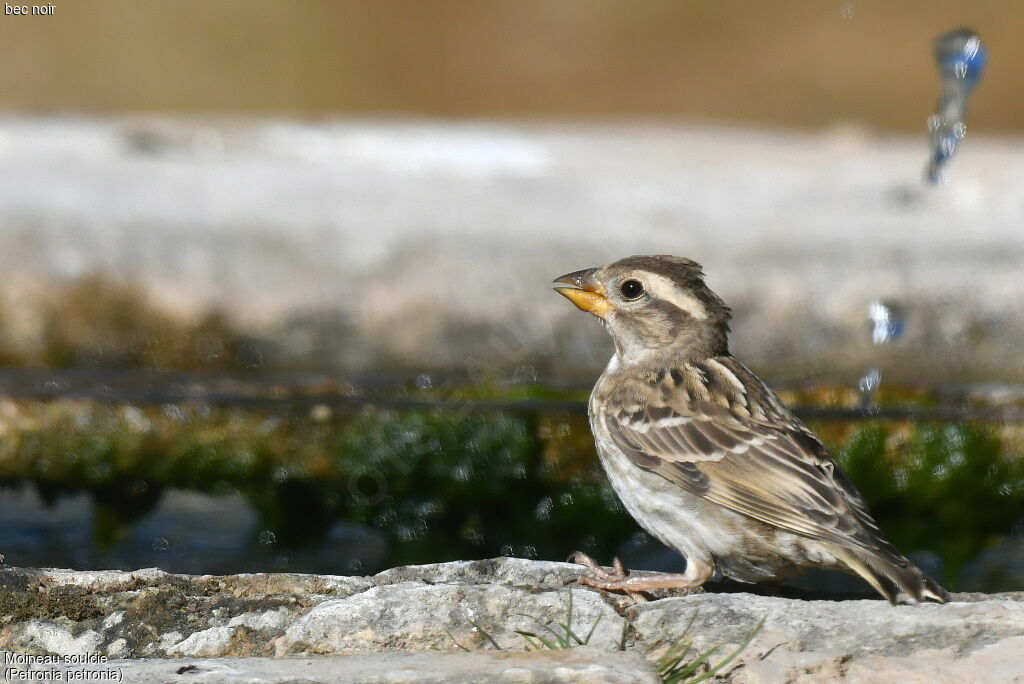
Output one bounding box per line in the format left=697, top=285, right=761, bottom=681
left=619, top=279, right=645, bottom=300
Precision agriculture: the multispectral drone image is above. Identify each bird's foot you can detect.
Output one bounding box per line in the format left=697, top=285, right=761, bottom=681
left=567, top=551, right=648, bottom=603
left=569, top=551, right=709, bottom=602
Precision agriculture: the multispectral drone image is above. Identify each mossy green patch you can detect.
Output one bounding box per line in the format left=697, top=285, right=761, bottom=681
left=0, top=398, right=1020, bottom=584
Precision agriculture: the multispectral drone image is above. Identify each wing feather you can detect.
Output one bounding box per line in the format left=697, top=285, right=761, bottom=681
left=602, top=357, right=905, bottom=564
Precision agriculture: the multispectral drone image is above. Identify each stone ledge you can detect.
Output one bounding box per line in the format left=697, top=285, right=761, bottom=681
left=0, top=559, right=1022, bottom=682
left=4, top=119, right=1024, bottom=380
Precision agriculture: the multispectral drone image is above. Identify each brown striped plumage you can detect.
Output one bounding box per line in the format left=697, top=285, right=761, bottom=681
left=555, top=255, right=948, bottom=604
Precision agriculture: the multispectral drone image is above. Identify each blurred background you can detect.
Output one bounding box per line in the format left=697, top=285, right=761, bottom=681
left=0, top=1, right=1021, bottom=595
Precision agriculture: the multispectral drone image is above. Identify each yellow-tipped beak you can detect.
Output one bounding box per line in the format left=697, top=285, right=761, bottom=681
left=553, top=268, right=613, bottom=319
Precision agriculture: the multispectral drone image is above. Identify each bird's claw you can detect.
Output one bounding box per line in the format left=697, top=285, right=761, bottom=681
left=568, top=550, right=648, bottom=603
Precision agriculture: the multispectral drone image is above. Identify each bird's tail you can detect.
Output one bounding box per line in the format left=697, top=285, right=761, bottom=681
left=831, top=545, right=950, bottom=605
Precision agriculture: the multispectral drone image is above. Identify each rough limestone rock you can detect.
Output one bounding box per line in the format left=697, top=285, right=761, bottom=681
left=630, top=591, right=1024, bottom=683
left=1, top=558, right=1022, bottom=682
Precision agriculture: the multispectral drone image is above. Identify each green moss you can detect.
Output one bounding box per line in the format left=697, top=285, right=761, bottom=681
left=835, top=422, right=1024, bottom=583
left=331, top=410, right=634, bottom=565
left=0, top=398, right=1020, bottom=581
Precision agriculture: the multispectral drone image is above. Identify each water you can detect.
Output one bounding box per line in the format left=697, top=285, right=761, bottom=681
left=0, top=486, right=388, bottom=575
left=859, top=300, right=904, bottom=409
left=0, top=398, right=1021, bottom=593
left=857, top=368, right=882, bottom=410
left=926, top=28, right=987, bottom=183
left=867, top=300, right=905, bottom=346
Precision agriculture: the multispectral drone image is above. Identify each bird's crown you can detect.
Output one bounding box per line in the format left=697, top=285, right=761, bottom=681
left=554, top=254, right=732, bottom=365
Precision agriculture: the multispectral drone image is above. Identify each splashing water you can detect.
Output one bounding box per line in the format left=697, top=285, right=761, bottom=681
left=858, top=368, right=882, bottom=410
left=926, top=28, right=987, bottom=184
left=868, top=300, right=905, bottom=345
left=860, top=301, right=903, bottom=409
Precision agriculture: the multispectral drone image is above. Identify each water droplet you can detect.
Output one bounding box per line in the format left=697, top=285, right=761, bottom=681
left=535, top=497, right=554, bottom=521
left=858, top=368, right=882, bottom=408
left=926, top=28, right=987, bottom=182
left=374, top=509, right=397, bottom=526
left=868, top=301, right=904, bottom=345
left=258, top=530, right=277, bottom=545
left=162, top=404, right=186, bottom=422
left=415, top=374, right=433, bottom=390
left=462, top=528, right=485, bottom=544
left=258, top=417, right=282, bottom=434
left=151, top=537, right=170, bottom=552
left=839, top=3, right=853, bottom=20
left=121, top=406, right=151, bottom=432
left=417, top=500, right=442, bottom=516
left=500, top=544, right=514, bottom=557
left=511, top=365, right=538, bottom=384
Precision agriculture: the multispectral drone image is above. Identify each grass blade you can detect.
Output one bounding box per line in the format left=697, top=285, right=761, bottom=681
left=516, top=612, right=571, bottom=647
left=583, top=614, right=603, bottom=645
left=514, top=629, right=561, bottom=651
left=664, top=645, right=720, bottom=683
left=564, top=589, right=574, bottom=645
left=618, top=619, right=630, bottom=651
left=689, top=616, right=765, bottom=683
left=444, top=628, right=472, bottom=652
left=469, top=619, right=502, bottom=650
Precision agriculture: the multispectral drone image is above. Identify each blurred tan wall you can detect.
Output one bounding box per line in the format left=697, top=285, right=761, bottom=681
left=0, top=0, right=1020, bottom=130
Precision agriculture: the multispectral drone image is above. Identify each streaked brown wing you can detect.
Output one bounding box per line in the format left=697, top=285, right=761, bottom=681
left=604, top=369, right=903, bottom=562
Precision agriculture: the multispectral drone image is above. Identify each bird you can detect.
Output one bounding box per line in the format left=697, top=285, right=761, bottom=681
left=553, top=254, right=949, bottom=605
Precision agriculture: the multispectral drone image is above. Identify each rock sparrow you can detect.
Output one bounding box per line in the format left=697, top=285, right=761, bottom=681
left=554, top=254, right=948, bottom=605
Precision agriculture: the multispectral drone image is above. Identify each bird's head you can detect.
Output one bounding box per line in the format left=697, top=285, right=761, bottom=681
left=553, top=255, right=732, bottom=365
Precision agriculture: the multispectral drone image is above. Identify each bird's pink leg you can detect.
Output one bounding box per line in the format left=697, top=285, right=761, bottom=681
left=569, top=551, right=712, bottom=601
left=569, top=551, right=648, bottom=602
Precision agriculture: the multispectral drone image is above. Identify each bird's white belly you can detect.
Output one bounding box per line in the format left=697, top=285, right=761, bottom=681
left=592, top=410, right=732, bottom=561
